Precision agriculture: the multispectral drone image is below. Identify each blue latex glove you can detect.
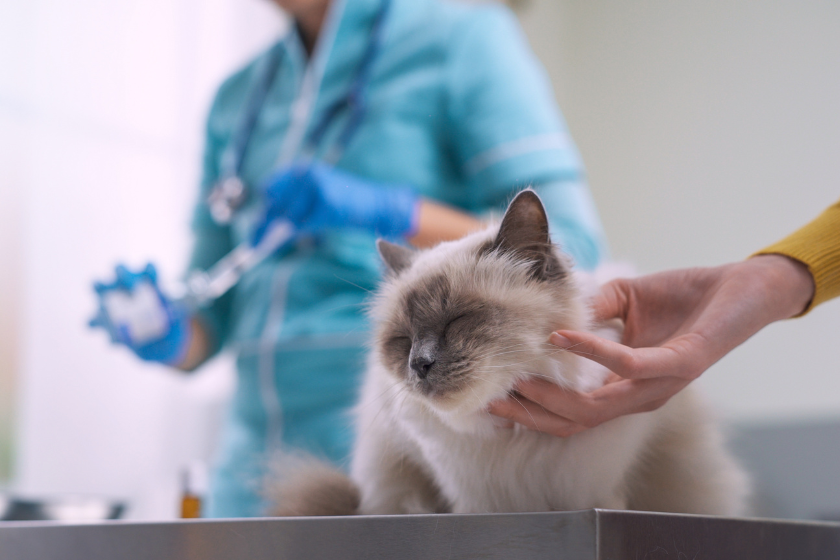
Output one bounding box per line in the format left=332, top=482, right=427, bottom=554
left=251, top=162, right=421, bottom=245
left=90, top=263, right=192, bottom=366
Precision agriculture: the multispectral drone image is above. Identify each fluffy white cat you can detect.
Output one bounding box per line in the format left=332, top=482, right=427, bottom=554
left=269, top=190, right=749, bottom=516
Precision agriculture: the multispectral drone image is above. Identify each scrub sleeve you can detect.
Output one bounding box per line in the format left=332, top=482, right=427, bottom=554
left=445, top=7, right=608, bottom=271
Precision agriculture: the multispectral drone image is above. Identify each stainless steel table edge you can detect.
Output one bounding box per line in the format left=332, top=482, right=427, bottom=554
left=2, top=509, right=839, bottom=560
left=594, top=509, right=840, bottom=560
left=0, top=509, right=595, bottom=560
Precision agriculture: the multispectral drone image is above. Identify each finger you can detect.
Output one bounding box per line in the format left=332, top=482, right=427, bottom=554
left=115, top=264, right=136, bottom=290
left=118, top=324, right=134, bottom=346
left=515, top=373, right=690, bottom=427
left=588, top=278, right=630, bottom=323
left=250, top=213, right=271, bottom=246
left=267, top=166, right=309, bottom=211
left=89, top=313, right=104, bottom=329
left=549, top=330, right=693, bottom=380
left=488, top=395, right=588, bottom=438
left=582, top=375, right=690, bottom=419
left=284, top=174, right=319, bottom=225
left=488, top=396, right=587, bottom=437
left=511, top=377, right=604, bottom=427
left=603, top=371, right=624, bottom=385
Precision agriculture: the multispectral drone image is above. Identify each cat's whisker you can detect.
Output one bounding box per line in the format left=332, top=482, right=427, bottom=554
left=331, top=274, right=375, bottom=294
left=470, top=343, right=528, bottom=358
left=517, top=372, right=561, bottom=382
left=355, top=380, right=404, bottom=413
left=508, top=392, right=541, bottom=432
left=381, top=386, right=410, bottom=471
left=480, top=346, right=536, bottom=360
left=549, top=348, right=608, bottom=360
left=481, top=345, right=608, bottom=370
left=546, top=340, right=589, bottom=352
left=483, top=341, right=532, bottom=352
left=358, top=384, right=410, bottom=445
left=322, top=301, right=368, bottom=314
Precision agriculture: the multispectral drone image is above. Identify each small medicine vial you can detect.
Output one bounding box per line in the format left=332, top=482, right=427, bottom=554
left=180, top=462, right=208, bottom=519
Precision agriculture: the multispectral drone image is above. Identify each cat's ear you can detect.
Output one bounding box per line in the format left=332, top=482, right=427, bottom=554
left=377, top=239, right=415, bottom=275
left=491, top=189, right=567, bottom=281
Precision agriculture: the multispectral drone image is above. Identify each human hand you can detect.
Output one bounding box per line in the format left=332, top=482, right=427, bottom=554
left=90, top=263, right=192, bottom=366
left=488, top=255, right=815, bottom=436
left=251, top=162, right=420, bottom=245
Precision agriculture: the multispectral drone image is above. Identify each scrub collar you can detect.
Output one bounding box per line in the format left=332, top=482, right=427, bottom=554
left=278, top=0, right=387, bottom=95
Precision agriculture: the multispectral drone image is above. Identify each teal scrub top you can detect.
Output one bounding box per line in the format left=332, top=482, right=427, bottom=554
left=192, top=0, right=607, bottom=353
left=191, top=0, right=609, bottom=516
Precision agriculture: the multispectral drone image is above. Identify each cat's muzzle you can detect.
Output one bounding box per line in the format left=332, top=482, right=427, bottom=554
left=409, top=337, right=438, bottom=380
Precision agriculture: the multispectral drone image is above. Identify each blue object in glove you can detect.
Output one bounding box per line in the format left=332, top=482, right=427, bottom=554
left=90, top=263, right=192, bottom=366
left=251, top=162, right=421, bottom=245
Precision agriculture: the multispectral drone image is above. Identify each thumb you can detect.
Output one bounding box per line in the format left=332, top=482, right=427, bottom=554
left=589, top=278, right=631, bottom=323
left=250, top=212, right=271, bottom=246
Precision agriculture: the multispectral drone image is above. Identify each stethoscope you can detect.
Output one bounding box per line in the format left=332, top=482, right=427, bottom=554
left=207, top=0, right=392, bottom=226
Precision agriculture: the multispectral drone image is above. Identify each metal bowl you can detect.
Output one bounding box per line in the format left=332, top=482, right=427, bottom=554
left=0, top=494, right=126, bottom=522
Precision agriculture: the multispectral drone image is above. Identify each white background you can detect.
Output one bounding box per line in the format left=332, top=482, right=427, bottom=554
left=519, top=0, right=840, bottom=422
left=1, top=0, right=838, bottom=519
left=1, top=0, right=284, bottom=518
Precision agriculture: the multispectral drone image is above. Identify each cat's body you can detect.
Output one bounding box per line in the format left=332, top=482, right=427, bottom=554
left=270, top=191, right=749, bottom=517
left=354, top=363, right=744, bottom=514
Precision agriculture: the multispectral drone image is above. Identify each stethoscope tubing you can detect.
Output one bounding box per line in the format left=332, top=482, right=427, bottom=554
left=210, top=0, right=392, bottom=224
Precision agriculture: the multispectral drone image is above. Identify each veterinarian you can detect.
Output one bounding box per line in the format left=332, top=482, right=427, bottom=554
left=91, top=0, right=609, bottom=517
left=490, top=199, right=840, bottom=436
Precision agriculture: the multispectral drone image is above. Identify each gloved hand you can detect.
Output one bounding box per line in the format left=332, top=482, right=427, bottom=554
left=251, top=162, right=421, bottom=245
left=90, top=263, right=192, bottom=366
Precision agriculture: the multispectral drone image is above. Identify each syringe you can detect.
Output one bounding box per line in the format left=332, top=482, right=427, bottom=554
left=94, top=221, right=295, bottom=347
left=182, top=220, right=295, bottom=308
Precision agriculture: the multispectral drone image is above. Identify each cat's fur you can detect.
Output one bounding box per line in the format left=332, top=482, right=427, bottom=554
left=268, top=190, right=749, bottom=516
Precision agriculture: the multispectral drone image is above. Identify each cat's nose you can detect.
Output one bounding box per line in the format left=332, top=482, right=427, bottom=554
left=411, top=356, right=435, bottom=379
left=410, top=355, right=436, bottom=379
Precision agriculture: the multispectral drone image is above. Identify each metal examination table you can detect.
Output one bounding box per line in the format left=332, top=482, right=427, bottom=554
left=2, top=509, right=839, bottom=560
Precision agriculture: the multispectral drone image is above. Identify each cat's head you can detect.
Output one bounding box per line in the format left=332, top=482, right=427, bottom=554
left=372, top=190, right=589, bottom=429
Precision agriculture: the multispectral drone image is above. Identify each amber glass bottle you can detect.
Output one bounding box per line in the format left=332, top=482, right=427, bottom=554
left=179, top=463, right=207, bottom=519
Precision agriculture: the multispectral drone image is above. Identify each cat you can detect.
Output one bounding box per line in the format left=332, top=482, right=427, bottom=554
left=268, top=190, right=749, bottom=517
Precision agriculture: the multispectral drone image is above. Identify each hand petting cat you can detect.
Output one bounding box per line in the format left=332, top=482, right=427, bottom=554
left=489, top=254, right=815, bottom=437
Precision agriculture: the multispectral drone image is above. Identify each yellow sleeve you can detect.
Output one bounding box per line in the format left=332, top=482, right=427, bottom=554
left=752, top=199, right=840, bottom=313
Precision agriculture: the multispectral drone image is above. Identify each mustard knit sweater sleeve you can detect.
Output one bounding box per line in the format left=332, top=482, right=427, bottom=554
left=753, top=199, right=840, bottom=313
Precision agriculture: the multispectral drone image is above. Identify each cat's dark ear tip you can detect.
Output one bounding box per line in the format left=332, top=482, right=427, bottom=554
left=503, top=188, right=549, bottom=229
left=512, top=188, right=540, bottom=201
left=377, top=239, right=415, bottom=275
left=507, top=188, right=545, bottom=212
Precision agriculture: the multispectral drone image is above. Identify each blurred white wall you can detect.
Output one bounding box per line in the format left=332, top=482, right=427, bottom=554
left=519, top=0, right=840, bottom=422
left=0, top=102, right=22, bottom=484
left=1, top=0, right=284, bottom=518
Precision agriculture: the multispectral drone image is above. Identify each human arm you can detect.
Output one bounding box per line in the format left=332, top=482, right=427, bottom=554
left=409, top=199, right=483, bottom=248
left=489, top=198, right=840, bottom=436
left=175, top=318, right=212, bottom=371
left=251, top=163, right=483, bottom=250
left=488, top=255, right=815, bottom=436
left=753, top=199, right=840, bottom=311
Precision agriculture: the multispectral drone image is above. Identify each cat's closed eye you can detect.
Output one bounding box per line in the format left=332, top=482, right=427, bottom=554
left=388, top=336, right=412, bottom=354
left=443, top=314, right=468, bottom=338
